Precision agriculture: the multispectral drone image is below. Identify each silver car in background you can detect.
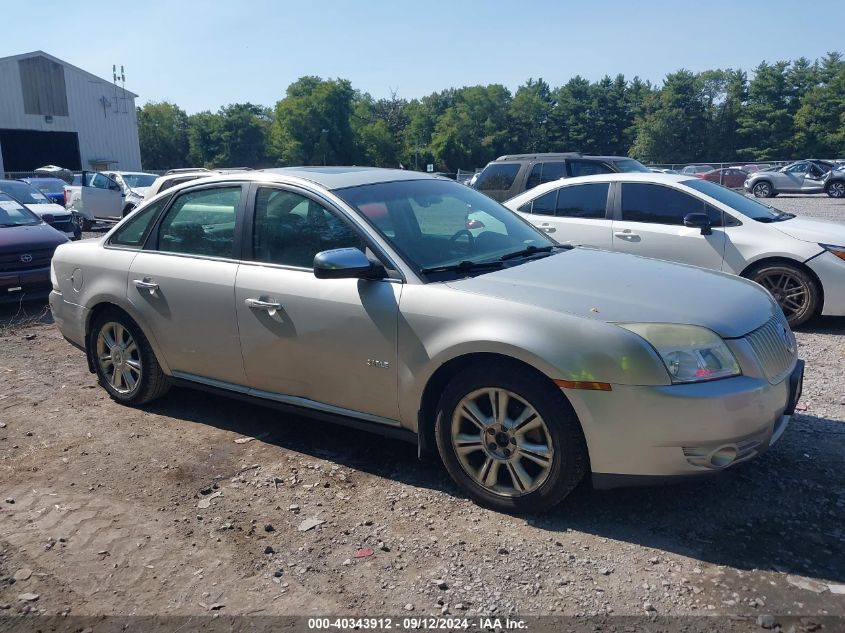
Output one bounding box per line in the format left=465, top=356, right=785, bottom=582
left=49, top=168, right=803, bottom=512
left=744, top=159, right=845, bottom=198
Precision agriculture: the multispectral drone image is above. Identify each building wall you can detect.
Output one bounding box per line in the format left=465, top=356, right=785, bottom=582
left=0, top=54, right=141, bottom=172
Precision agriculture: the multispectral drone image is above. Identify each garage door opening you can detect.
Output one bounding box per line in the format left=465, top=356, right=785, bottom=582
left=0, top=129, right=81, bottom=172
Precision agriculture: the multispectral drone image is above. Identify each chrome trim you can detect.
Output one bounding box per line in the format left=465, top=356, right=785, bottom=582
left=744, top=313, right=797, bottom=384
left=171, top=371, right=402, bottom=427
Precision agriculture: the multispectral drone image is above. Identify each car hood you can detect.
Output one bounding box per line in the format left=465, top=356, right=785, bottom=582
left=768, top=217, right=845, bottom=246
left=0, top=222, right=68, bottom=250
left=25, top=202, right=72, bottom=218
left=446, top=248, right=775, bottom=338
left=128, top=187, right=149, bottom=198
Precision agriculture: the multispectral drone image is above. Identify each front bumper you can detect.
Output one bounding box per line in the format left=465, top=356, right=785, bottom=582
left=565, top=360, right=803, bottom=484
left=0, top=267, right=52, bottom=304
left=806, top=250, right=845, bottom=316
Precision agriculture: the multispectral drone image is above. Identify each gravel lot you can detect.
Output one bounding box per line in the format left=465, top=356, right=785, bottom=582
left=0, top=197, right=843, bottom=625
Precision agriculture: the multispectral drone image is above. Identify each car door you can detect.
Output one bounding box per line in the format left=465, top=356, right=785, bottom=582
left=520, top=182, right=613, bottom=249
left=234, top=184, right=401, bottom=423
left=611, top=182, right=726, bottom=270
left=82, top=173, right=124, bottom=219
left=778, top=163, right=808, bottom=192
left=802, top=163, right=827, bottom=192
left=127, top=183, right=248, bottom=386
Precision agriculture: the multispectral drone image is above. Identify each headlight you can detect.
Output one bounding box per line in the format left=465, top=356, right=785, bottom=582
left=618, top=323, right=741, bottom=383
left=820, top=243, right=845, bottom=262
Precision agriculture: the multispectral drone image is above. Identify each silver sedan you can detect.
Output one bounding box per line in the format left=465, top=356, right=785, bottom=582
left=49, top=168, right=803, bottom=512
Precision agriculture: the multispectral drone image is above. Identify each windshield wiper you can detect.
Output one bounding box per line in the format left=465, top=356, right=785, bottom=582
left=499, top=244, right=560, bottom=261
left=420, top=260, right=505, bottom=274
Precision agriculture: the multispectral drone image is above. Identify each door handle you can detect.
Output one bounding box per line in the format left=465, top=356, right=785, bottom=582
left=245, top=297, right=282, bottom=313
left=133, top=278, right=159, bottom=294
left=540, top=225, right=556, bottom=233
left=614, top=231, right=639, bottom=239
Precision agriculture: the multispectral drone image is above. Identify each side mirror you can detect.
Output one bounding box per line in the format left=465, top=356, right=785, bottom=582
left=313, top=248, right=387, bottom=280
left=684, top=213, right=713, bottom=236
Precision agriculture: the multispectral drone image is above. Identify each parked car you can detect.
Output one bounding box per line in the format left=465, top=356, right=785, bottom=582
left=471, top=153, right=650, bottom=202
left=50, top=168, right=802, bottom=513
left=0, top=179, right=79, bottom=240
left=697, top=167, right=748, bottom=189
left=101, top=171, right=159, bottom=216
left=0, top=192, right=69, bottom=303
left=744, top=160, right=844, bottom=198
left=21, top=177, right=69, bottom=205
left=64, top=171, right=127, bottom=228
left=680, top=164, right=715, bottom=175
left=505, top=173, right=845, bottom=327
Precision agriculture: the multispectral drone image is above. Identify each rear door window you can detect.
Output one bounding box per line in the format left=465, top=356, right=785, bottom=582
left=555, top=183, right=609, bottom=219
left=569, top=161, right=614, bottom=177
left=474, top=164, right=520, bottom=192
left=530, top=191, right=557, bottom=216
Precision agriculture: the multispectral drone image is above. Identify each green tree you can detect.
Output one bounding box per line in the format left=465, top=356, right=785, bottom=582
left=270, top=76, right=356, bottom=165
left=137, top=101, right=189, bottom=170
left=793, top=53, right=845, bottom=156
left=631, top=70, right=708, bottom=164
left=187, top=111, right=223, bottom=167
left=737, top=61, right=793, bottom=160
left=509, top=78, right=553, bottom=153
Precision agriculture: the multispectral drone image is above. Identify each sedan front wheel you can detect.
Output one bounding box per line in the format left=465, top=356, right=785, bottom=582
left=748, top=263, right=820, bottom=328
left=827, top=181, right=845, bottom=198
left=435, top=363, right=588, bottom=513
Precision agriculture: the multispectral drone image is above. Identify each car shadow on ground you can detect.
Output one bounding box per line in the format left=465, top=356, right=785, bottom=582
left=801, top=315, right=845, bottom=334
left=143, top=384, right=844, bottom=586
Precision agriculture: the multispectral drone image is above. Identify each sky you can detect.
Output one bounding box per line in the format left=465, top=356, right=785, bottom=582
left=1, top=0, right=842, bottom=113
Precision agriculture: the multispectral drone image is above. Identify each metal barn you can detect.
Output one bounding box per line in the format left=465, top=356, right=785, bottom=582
left=0, top=51, right=142, bottom=174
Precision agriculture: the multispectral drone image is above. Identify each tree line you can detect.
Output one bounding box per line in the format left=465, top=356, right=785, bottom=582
left=138, top=52, right=845, bottom=172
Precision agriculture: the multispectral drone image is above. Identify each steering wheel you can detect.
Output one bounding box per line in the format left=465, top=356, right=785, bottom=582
left=448, top=229, right=475, bottom=248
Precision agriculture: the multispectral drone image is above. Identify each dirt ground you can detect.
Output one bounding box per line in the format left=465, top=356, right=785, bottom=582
left=0, top=204, right=844, bottom=626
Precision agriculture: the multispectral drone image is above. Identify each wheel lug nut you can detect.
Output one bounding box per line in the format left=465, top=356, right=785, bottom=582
left=488, top=443, right=497, bottom=451
left=510, top=437, right=516, bottom=445
left=503, top=449, right=511, bottom=457
left=486, top=428, right=495, bottom=435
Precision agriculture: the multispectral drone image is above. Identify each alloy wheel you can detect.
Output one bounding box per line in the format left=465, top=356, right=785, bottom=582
left=96, top=321, right=142, bottom=394
left=450, top=388, right=554, bottom=497
left=753, top=182, right=771, bottom=197
left=755, top=269, right=812, bottom=323
left=829, top=182, right=845, bottom=198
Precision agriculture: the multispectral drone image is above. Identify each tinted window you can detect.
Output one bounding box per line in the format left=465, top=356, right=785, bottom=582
left=531, top=191, right=557, bottom=216
left=785, top=163, right=808, bottom=174
left=621, top=183, right=705, bottom=225
left=158, top=187, right=240, bottom=258
left=540, top=162, right=566, bottom=184
left=683, top=179, right=780, bottom=222
left=569, top=161, right=613, bottom=177
left=525, top=164, right=542, bottom=190
left=109, top=197, right=170, bottom=248
left=253, top=188, right=362, bottom=268
left=555, top=183, right=609, bottom=219
left=612, top=158, right=651, bottom=173
left=26, top=178, right=66, bottom=194
left=0, top=181, right=50, bottom=204
left=474, top=163, right=520, bottom=191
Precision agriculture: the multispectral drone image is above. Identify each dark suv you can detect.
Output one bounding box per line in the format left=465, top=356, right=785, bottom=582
left=471, top=153, right=650, bottom=202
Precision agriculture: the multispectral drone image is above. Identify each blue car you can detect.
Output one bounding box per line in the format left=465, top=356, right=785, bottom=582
left=20, top=177, right=68, bottom=206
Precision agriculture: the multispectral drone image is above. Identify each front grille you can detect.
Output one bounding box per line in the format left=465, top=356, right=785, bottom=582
left=0, top=248, right=55, bottom=273
left=745, top=313, right=797, bottom=384
left=49, top=218, right=74, bottom=233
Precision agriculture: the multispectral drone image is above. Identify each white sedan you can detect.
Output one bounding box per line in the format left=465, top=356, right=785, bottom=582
left=505, top=173, right=845, bottom=327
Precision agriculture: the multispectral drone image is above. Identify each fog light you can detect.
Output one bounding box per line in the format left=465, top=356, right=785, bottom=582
left=710, top=446, right=737, bottom=468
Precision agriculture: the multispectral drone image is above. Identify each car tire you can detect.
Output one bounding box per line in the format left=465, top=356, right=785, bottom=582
left=752, top=181, right=775, bottom=198
left=747, top=262, right=820, bottom=328
left=435, top=362, right=588, bottom=513
left=89, top=309, right=171, bottom=406
left=827, top=180, right=845, bottom=198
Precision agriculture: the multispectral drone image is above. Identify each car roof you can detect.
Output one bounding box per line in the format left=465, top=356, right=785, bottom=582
left=189, top=167, right=440, bottom=191
left=106, top=171, right=156, bottom=176
left=504, top=172, right=697, bottom=204
left=492, top=153, right=632, bottom=163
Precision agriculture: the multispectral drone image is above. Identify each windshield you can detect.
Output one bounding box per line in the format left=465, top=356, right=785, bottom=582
left=26, top=178, right=66, bottom=194
left=0, top=181, right=50, bottom=205
left=612, top=158, right=650, bottom=173
left=121, top=174, right=157, bottom=188
left=682, top=179, right=790, bottom=222
left=336, top=179, right=556, bottom=276
left=0, top=193, right=41, bottom=226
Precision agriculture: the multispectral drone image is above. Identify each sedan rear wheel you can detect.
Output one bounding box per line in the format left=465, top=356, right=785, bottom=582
left=752, top=181, right=774, bottom=198
left=827, top=181, right=845, bottom=198
left=435, top=363, right=588, bottom=513
left=90, top=310, right=170, bottom=405
left=749, top=263, right=819, bottom=328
